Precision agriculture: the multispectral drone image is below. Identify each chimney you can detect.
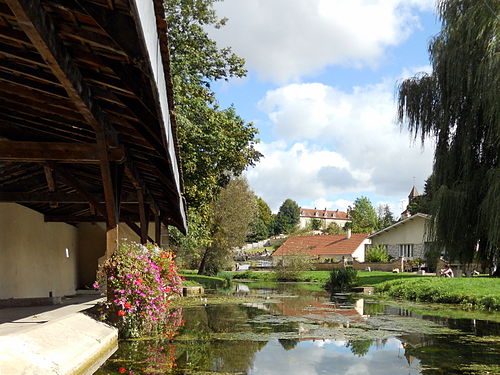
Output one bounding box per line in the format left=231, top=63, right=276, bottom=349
left=346, top=228, right=352, bottom=239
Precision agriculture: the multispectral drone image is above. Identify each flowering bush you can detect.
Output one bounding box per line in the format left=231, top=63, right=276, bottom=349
left=94, top=242, right=183, bottom=338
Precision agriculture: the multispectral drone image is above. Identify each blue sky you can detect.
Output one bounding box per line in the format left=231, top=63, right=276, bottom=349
left=207, top=0, right=441, bottom=214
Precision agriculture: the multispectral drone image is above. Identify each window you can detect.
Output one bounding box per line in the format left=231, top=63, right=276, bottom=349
left=399, top=244, right=414, bottom=258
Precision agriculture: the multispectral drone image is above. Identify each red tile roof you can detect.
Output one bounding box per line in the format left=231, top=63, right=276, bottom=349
left=300, top=208, right=349, bottom=220
left=273, top=233, right=370, bottom=257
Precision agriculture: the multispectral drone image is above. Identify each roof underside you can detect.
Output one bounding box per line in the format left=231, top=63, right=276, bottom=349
left=0, top=0, right=186, bottom=232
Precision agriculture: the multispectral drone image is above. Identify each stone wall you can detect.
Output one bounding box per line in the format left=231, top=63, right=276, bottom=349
left=313, top=258, right=407, bottom=272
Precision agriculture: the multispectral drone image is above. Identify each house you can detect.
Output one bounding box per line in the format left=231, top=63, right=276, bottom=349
left=272, top=231, right=371, bottom=264
left=299, top=207, right=350, bottom=229
left=0, top=0, right=186, bottom=306
left=368, top=213, right=431, bottom=260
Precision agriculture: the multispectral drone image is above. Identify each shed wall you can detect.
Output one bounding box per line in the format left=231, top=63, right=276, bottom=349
left=0, top=203, right=78, bottom=299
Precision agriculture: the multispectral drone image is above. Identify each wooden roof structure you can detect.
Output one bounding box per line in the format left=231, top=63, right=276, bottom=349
left=0, top=0, right=187, bottom=243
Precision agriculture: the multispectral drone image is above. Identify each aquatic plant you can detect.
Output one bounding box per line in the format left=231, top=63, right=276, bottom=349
left=326, top=267, right=358, bottom=292
left=94, top=242, right=184, bottom=338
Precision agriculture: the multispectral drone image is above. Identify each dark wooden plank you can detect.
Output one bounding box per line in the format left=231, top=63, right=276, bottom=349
left=51, top=163, right=107, bottom=218
left=0, top=141, right=124, bottom=162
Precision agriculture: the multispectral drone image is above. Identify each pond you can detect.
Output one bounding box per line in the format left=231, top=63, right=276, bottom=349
left=96, top=282, right=500, bottom=375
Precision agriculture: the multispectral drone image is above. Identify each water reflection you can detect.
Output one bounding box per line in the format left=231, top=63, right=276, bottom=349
left=97, top=282, right=500, bottom=375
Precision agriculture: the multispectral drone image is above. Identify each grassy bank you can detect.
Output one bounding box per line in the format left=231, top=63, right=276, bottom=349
left=231, top=270, right=428, bottom=286
left=231, top=270, right=500, bottom=310
left=180, top=273, right=228, bottom=289
left=376, top=277, right=500, bottom=310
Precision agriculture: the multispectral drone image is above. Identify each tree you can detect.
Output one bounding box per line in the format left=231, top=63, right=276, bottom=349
left=309, top=218, right=322, bottom=230
left=397, top=0, right=499, bottom=265
left=247, top=197, right=273, bottom=242
left=198, top=178, right=256, bottom=275
left=407, top=176, right=434, bottom=215
left=376, top=204, right=395, bottom=230
left=349, top=197, right=377, bottom=233
left=365, top=245, right=391, bottom=263
left=165, top=0, right=262, bottom=210
left=322, top=222, right=344, bottom=235
left=274, top=199, right=300, bottom=234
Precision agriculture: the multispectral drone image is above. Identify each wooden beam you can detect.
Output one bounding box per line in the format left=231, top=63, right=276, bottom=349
left=137, top=187, right=148, bottom=245
left=0, top=141, right=124, bottom=163
left=51, top=163, right=106, bottom=218
left=125, top=220, right=154, bottom=244
left=0, top=192, right=139, bottom=203
left=155, top=213, right=161, bottom=246
left=43, top=164, right=57, bottom=208
left=5, top=0, right=120, bottom=228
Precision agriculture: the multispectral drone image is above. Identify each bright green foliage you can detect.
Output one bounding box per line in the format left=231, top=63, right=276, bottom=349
left=198, top=178, right=257, bottom=275
left=247, top=197, right=273, bottom=242
left=365, top=245, right=391, bottom=263
left=376, top=204, right=395, bottom=231
left=322, top=222, right=344, bottom=235
left=165, top=0, right=261, bottom=209
left=326, top=267, right=358, bottom=292
left=309, top=218, right=322, bottom=230
left=349, top=197, right=377, bottom=233
left=397, top=0, right=499, bottom=265
left=275, top=254, right=312, bottom=281
left=274, top=199, right=300, bottom=234
left=170, top=208, right=212, bottom=269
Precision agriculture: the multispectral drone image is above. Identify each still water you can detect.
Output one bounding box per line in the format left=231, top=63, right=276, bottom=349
left=97, top=282, right=500, bottom=375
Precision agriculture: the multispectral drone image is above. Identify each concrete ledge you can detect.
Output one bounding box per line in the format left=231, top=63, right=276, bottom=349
left=0, top=313, right=118, bottom=375
left=0, top=297, right=62, bottom=308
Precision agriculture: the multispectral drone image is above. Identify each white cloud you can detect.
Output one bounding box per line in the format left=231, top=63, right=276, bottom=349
left=312, top=198, right=353, bottom=212
left=246, top=141, right=360, bottom=211
left=210, top=0, right=435, bottom=82
left=246, top=73, right=434, bottom=211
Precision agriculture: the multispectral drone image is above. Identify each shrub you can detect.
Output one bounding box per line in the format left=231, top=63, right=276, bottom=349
left=274, top=254, right=312, bottom=281
left=365, top=245, right=390, bottom=262
left=95, top=242, right=183, bottom=338
left=326, top=267, right=358, bottom=292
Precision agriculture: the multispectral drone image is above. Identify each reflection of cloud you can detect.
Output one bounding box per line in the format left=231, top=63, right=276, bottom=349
left=249, top=338, right=421, bottom=375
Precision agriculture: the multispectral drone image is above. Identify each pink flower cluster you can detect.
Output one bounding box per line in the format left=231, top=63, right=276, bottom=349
left=96, top=242, right=183, bottom=337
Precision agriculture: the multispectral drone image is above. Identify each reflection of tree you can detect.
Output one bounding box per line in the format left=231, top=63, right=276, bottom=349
left=174, top=304, right=267, bottom=373
left=279, top=339, right=299, bottom=351
left=346, top=340, right=373, bottom=357
left=363, top=302, right=386, bottom=316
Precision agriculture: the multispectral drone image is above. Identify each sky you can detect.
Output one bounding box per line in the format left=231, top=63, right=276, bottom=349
left=207, top=0, right=441, bottom=215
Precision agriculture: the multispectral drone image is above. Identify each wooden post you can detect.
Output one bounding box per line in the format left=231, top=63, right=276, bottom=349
left=137, top=188, right=148, bottom=245
left=155, top=213, right=161, bottom=246
left=106, top=225, right=119, bottom=258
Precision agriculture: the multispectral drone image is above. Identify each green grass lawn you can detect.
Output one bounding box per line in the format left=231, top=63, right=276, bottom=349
left=377, top=277, right=500, bottom=310
left=230, top=270, right=428, bottom=285
left=180, top=273, right=228, bottom=289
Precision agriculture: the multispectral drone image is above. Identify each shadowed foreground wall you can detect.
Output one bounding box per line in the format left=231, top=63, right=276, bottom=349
left=0, top=203, right=78, bottom=299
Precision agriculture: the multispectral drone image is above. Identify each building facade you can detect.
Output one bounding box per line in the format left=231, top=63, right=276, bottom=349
left=368, top=213, right=431, bottom=260
left=299, top=208, right=351, bottom=229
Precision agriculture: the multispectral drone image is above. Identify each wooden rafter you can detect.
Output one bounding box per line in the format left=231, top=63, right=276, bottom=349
left=4, top=0, right=120, bottom=228
left=0, top=140, right=124, bottom=163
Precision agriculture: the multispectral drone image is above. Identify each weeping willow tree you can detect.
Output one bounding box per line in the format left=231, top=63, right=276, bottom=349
left=397, top=0, right=499, bottom=269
